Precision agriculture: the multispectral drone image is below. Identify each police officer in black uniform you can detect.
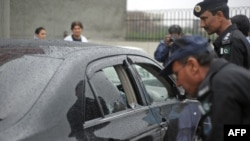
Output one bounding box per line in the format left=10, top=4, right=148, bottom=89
left=193, top=0, right=250, bottom=69
left=160, top=35, right=250, bottom=141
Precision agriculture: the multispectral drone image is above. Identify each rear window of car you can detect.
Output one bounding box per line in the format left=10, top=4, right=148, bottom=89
left=0, top=55, right=62, bottom=127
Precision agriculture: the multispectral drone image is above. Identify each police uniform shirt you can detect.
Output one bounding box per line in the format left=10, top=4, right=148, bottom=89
left=213, top=24, right=250, bottom=69
left=197, top=58, right=250, bottom=141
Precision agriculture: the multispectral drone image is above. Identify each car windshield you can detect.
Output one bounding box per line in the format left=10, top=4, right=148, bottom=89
left=0, top=55, right=62, bottom=130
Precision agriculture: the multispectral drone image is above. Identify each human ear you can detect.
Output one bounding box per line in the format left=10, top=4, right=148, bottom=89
left=216, top=11, right=224, bottom=19
left=186, top=57, right=199, bottom=74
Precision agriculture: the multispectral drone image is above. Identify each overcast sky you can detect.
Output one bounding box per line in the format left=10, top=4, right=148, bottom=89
left=127, top=0, right=250, bottom=11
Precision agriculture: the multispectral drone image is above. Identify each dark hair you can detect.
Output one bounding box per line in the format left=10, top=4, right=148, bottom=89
left=209, top=4, right=229, bottom=19
left=35, top=27, right=45, bottom=34
left=231, top=15, right=250, bottom=36
left=71, top=21, right=83, bottom=30
left=168, top=25, right=182, bottom=34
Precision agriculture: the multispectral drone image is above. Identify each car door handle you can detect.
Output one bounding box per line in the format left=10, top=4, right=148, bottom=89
left=160, top=118, right=169, bottom=130
left=160, top=121, right=168, bottom=127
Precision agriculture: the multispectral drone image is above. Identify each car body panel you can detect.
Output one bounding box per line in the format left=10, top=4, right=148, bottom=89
left=0, top=39, right=201, bottom=141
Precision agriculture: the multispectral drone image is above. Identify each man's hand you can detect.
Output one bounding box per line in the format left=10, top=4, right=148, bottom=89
left=164, top=34, right=173, bottom=46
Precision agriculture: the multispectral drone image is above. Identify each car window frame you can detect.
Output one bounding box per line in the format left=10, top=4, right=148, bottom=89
left=85, top=55, right=141, bottom=119
left=133, top=64, right=174, bottom=102
left=125, top=55, right=180, bottom=105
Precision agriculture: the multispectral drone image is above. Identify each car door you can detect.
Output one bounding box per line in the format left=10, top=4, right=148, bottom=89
left=126, top=55, right=201, bottom=141
left=71, top=55, right=163, bottom=141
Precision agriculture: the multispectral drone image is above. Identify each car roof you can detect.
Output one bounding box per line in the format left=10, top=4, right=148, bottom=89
left=0, top=39, right=149, bottom=66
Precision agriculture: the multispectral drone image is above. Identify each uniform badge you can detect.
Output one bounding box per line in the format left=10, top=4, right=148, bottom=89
left=220, top=47, right=231, bottom=55
left=223, top=48, right=230, bottom=54
left=194, top=5, right=201, bottom=13
left=222, top=33, right=231, bottom=45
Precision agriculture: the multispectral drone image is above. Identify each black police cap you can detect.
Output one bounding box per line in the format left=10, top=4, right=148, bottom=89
left=193, top=0, right=228, bottom=17
left=159, top=35, right=212, bottom=76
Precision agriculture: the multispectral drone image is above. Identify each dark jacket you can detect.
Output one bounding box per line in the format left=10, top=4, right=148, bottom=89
left=154, top=40, right=170, bottom=66
left=213, top=24, right=250, bottom=69
left=196, top=59, right=250, bottom=141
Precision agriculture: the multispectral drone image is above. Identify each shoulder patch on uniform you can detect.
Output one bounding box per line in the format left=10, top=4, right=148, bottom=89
left=220, top=47, right=231, bottom=55
left=221, top=33, right=231, bottom=45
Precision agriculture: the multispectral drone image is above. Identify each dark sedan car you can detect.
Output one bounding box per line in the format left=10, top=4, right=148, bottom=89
left=0, top=39, right=201, bottom=141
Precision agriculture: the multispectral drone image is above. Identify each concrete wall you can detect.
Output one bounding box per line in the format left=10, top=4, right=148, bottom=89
left=0, top=0, right=10, bottom=38
left=8, top=0, right=126, bottom=40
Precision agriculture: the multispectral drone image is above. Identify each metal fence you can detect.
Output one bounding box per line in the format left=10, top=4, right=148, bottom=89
left=126, top=7, right=250, bottom=41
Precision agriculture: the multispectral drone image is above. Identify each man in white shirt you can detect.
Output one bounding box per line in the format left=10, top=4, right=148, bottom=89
left=64, top=21, right=88, bottom=42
